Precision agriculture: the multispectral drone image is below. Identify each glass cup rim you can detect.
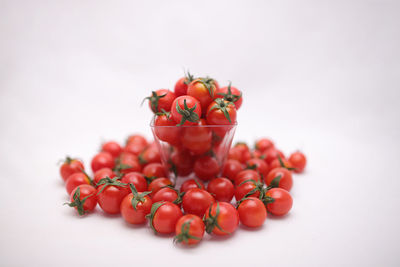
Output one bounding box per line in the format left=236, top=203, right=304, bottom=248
left=150, top=117, right=238, bottom=128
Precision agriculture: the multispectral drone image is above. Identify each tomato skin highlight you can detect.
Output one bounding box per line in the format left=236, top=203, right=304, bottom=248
left=237, top=197, right=267, bottom=228
left=152, top=187, right=180, bottom=205
left=204, top=202, right=239, bottom=235
left=170, top=96, right=202, bottom=126
left=207, top=177, right=234, bottom=202
left=120, top=172, right=148, bottom=192
left=91, top=152, right=115, bottom=173
left=222, top=159, right=244, bottom=182
left=193, top=156, right=220, bottom=181
left=93, top=168, right=116, bottom=186
left=234, top=169, right=261, bottom=185
left=69, top=185, right=97, bottom=213
left=175, top=214, right=205, bottom=245
left=187, top=78, right=218, bottom=113
left=265, top=188, right=293, bottom=216
left=182, top=188, right=215, bottom=218
left=120, top=193, right=152, bottom=224
left=60, top=158, right=84, bottom=182
left=65, top=172, right=91, bottom=195
left=174, top=77, right=193, bottom=97
left=147, top=89, right=176, bottom=113
left=180, top=179, right=205, bottom=193
left=151, top=202, right=183, bottom=234
left=288, top=151, right=307, bottom=173
left=206, top=99, right=237, bottom=125
left=101, top=141, right=122, bottom=158
left=97, top=184, right=129, bottom=214
left=148, top=178, right=172, bottom=197
left=265, top=167, right=293, bottom=191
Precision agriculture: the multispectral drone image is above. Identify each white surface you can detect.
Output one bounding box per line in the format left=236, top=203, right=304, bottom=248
left=1, top=0, right=400, bottom=266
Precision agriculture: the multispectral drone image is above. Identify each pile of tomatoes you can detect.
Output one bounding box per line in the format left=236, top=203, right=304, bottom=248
left=60, top=73, right=307, bottom=246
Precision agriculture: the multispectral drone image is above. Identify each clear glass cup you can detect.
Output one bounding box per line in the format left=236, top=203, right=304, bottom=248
left=150, top=118, right=237, bottom=184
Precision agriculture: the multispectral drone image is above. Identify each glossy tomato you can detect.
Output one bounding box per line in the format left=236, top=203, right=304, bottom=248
left=246, top=158, right=269, bottom=179
left=207, top=177, right=234, bottom=202
left=222, top=159, right=244, bottom=182
left=148, top=177, right=172, bottom=197
left=145, top=89, right=176, bottom=113
left=153, top=112, right=181, bottom=145
left=152, top=187, right=182, bottom=205
left=182, top=188, right=215, bottom=218
left=255, top=138, right=274, bottom=152
left=101, top=141, right=122, bottom=158
left=96, top=177, right=129, bottom=214
left=120, top=184, right=152, bottom=224
left=60, top=157, right=84, bottom=182
left=138, top=147, right=161, bottom=166
left=65, top=185, right=97, bottom=215
left=171, top=96, right=201, bottom=126
left=237, top=197, right=267, bottom=228
left=148, top=201, right=183, bottom=234
left=234, top=169, right=261, bottom=185
left=269, top=158, right=293, bottom=172
left=265, top=167, right=293, bottom=191
left=126, top=134, right=148, bottom=147
left=174, top=72, right=195, bottom=97
left=65, top=172, right=91, bottom=195
left=91, top=152, right=114, bottom=173
left=265, top=188, right=293, bottom=216
left=93, top=168, right=116, bottom=186
left=193, top=156, right=220, bottom=181
left=143, top=163, right=167, bottom=179
left=175, top=214, right=205, bottom=245
left=206, top=99, right=237, bottom=125
left=215, top=83, right=242, bottom=110
left=262, top=148, right=285, bottom=164
left=187, top=77, right=218, bottom=113
left=120, top=172, right=148, bottom=192
left=115, top=152, right=142, bottom=174
left=180, top=179, right=205, bottom=192
left=288, top=151, right=307, bottom=173
left=204, top=202, right=239, bottom=235
left=234, top=179, right=262, bottom=202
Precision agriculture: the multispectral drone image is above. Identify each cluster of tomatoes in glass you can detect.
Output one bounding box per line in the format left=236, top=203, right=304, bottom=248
left=61, top=134, right=306, bottom=246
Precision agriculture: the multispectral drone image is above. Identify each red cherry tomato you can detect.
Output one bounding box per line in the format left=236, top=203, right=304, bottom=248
left=234, top=179, right=261, bottom=202
left=120, top=184, right=153, bottom=224
left=91, top=152, right=114, bottom=173
left=228, top=146, right=251, bottom=164
left=265, top=167, right=293, bottom=191
left=143, top=163, right=168, bottom=179
left=145, top=89, right=176, bottom=113
left=288, top=151, right=307, bottom=173
left=60, top=157, right=84, bottom=182
left=234, top=169, right=261, bottom=185
left=152, top=187, right=182, bottom=205
left=181, top=119, right=212, bottom=155
left=65, top=185, right=97, bottom=215
left=222, top=159, right=244, bottom=182
left=120, top=172, right=148, bottom=192
left=180, top=179, right=205, bottom=192
left=187, top=78, right=218, bottom=113
left=65, top=172, right=91, bottom=195
left=263, top=148, right=285, bottom=164
left=124, top=141, right=147, bottom=156
left=174, top=72, right=195, bottom=97
left=138, top=147, right=161, bottom=166
left=207, top=177, right=234, bottom=202
left=153, top=112, right=181, bottom=145
left=175, top=214, right=205, bottom=245
left=182, top=188, right=215, bottom=218
left=193, top=156, right=220, bottom=181
left=96, top=178, right=129, bottom=214
left=116, top=152, right=142, bottom=174
left=246, top=158, right=269, bottom=179
left=101, top=141, right=122, bottom=158
left=237, top=197, right=267, bottom=228
left=170, top=148, right=195, bottom=176
left=215, top=83, right=243, bottom=110
left=206, top=99, right=237, bottom=125
left=93, top=168, right=116, bottom=186
left=255, top=138, right=274, bottom=152
left=269, top=158, right=293, bottom=172
left=170, top=96, right=202, bottom=126
left=265, top=188, right=293, bottom=216
left=148, top=201, right=183, bottom=234
left=148, top=177, right=172, bottom=197
left=204, top=202, right=239, bottom=236
left=126, top=135, right=148, bottom=147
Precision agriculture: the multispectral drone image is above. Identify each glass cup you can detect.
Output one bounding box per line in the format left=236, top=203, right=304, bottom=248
left=150, top=118, right=237, bottom=184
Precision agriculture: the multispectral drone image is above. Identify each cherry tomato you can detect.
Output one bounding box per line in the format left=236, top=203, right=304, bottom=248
left=204, top=202, right=239, bottom=235
left=265, top=188, right=293, bottom=216
left=115, top=152, right=142, bottom=174
left=182, top=188, right=215, bottom=218
left=91, top=152, right=114, bottom=173
left=153, top=112, right=181, bottom=145
left=126, top=134, right=148, bottom=147
left=222, top=159, right=244, bottom=182
left=181, top=119, right=212, bottom=155
left=145, top=89, right=176, bottom=113
left=93, top=168, right=116, bottom=186
left=255, top=138, right=274, bottom=152
left=187, top=77, right=218, bottom=113
left=234, top=169, right=261, bottom=185
left=148, top=177, right=172, bottom=197
left=148, top=201, right=183, bottom=234
left=143, top=163, right=168, bottom=179
left=152, top=187, right=182, bottom=205
left=263, top=148, right=285, bottom=164
left=175, top=214, right=205, bottom=245
left=193, top=156, right=220, bottom=181
left=265, top=167, right=293, bottom=191
left=65, top=172, right=91, bottom=195
left=101, top=141, right=122, bottom=158
left=234, top=179, right=262, bottom=202
left=120, top=184, right=153, bottom=224
left=60, top=157, right=84, bottom=182
left=174, top=72, right=195, bottom=97
left=124, top=141, right=147, bottom=156
left=180, top=179, right=205, bottom=192
left=96, top=177, right=129, bottom=214
left=170, top=96, right=201, bottom=126
left=65, top=185, right=97, bottom=215
left=228, top=146, right=251, bottom=164
left=237, top=197, right=267, bottom=228
left=215, top=83, right=242, bottom=110
left=269, top=158, right=293, bottom=172
left=288, top=151, right=307, bottom=173
left=120, top=172, right=147, bottom=192
left=246, top=158, right=269, bottom=179
left=206, top=99, right=237, bottom=125
left=207, top=177, right=234, bottom=202
left=170, top=148, right=195, bottom=176
left=138, top=147, right=161, bottom=166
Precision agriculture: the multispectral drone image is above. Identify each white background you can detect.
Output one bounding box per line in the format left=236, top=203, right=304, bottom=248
left=1, top=0, right=400, bottom=266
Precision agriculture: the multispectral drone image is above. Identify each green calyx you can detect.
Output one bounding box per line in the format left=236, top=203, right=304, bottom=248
left=174, top=219, right=201, bottom=245
left=203, top=202, right=228, bottom=234
left=113, top=162, right=132, bottom=175
left=146, top=201, right=167, bottom=234
left=277, top=155, right=296, bottom=171
left=198, top=77, right=216, bottom=98
left=183, top=71, right=195, bottom=85
left=129, top=183, right=152, bottom=210
left=208, top=98, right=234, bottom=123
left=217, top=82, right=241, bottom=103
left=268, top=175, right=282, bottom=189
left=236, top=179, right=267, bottom=205
left=175, top=99, right=200, bottom=126
left=246, top=164, right=257, bottom=170
left=64, top=187, right=93, bottom=216
left=262, top=195, right=275, bottom=206
left=144, top=176, right=157, bottom=184
left=143, top=91, right=167, bottom=113
left=161, top=185, right=184, bottom=204
left=96, top=176, right=127, bottom=195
